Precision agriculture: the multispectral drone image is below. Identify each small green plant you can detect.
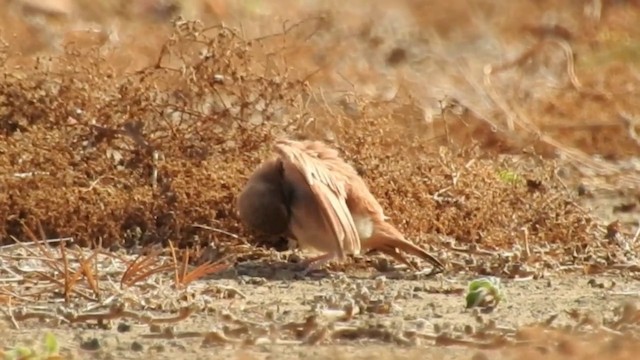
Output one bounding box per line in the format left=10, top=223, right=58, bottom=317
left=497, top=169, right=523, bottom=185
left=465, top=277, right=504, bottom=309
left=2, top=333, right=61, bottom=360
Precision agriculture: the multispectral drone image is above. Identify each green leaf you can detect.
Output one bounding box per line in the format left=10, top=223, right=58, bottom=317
left=497, top=169, right=522, bottom=185
left=11, top=346, right=34, bottom=360
left=43, top=333, right=58, bottom=356
left=465, top=277, right=504, bottom=308
left=468, top=277, right=500, bottom=292
left=3, top=350, right=16, bottom=360
left=466, top=288, right=489, bottom=308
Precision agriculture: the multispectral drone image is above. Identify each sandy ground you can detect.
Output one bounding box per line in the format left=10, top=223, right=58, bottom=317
left=2, top=271, right=637, bottom=359
left=2, top=162, right=638, bottom=360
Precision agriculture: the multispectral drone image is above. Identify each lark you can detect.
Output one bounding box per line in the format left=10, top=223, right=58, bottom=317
left=237, top=138, right=445, bottom=275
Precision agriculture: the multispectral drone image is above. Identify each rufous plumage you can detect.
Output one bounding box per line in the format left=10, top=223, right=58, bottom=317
left=236, top=138, right=445, bottom=274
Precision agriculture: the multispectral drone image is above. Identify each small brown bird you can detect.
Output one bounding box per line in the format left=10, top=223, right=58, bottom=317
left=236, top=138, right=445, bottom=274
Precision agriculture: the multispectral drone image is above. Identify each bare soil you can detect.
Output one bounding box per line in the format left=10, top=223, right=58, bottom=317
left=1, top=1, right=640, bottom=359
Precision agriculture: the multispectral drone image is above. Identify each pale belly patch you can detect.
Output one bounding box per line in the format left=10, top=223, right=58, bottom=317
left=353, top=215, right=374, bottom=240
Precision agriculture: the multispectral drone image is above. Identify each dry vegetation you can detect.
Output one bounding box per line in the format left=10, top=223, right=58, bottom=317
left=0, top=0, right=640, bottom=359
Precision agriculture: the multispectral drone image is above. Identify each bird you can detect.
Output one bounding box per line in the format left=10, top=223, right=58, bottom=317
left=236, top=138, right=445, bottom=275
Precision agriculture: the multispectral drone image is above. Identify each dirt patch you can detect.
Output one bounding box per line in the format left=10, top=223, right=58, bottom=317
left=1, top=1, right=640, bottom=359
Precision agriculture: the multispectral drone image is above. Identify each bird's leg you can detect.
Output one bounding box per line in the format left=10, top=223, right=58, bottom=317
left=366, top=247, right=419, bottom=271
left=297, top=252, right=338, bottom=277
left=302, top=253, right=335, bottom=269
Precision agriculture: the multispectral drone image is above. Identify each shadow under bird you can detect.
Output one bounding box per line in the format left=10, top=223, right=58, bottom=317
left=236, top=138, right=445, bottom=275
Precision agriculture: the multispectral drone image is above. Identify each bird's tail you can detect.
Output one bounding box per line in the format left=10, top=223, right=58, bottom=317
left=363, top=224, right=445, bottom=273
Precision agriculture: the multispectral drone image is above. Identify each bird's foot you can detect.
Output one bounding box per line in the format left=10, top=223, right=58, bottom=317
left=295, top=253, right=338, bottom=278
left=415, top=265, right=445, bottom=277
left=295, top=267, right=332, bottom=279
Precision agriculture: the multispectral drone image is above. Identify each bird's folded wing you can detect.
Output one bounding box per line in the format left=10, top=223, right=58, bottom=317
left=274, top=140, right=361, bottom=255
left=302, top=140, right=389, bottom=221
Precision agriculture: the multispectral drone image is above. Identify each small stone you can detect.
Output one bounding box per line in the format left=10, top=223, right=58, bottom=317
left=117, top=322, right=131, bottom=333
left=80, top=338, right=101, bottom=351
left=471, top=351, right=489, bottom=360
left=149, top=343, right=166, bottom=353
left=131, top=341, right=144, bottom=352
left=149, top=324, right=162, bottom=333
left=577, top=183, right=588, bottom=196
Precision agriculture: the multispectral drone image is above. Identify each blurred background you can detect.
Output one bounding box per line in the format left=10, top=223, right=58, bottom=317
left=3, top=0, right=639, bottom=158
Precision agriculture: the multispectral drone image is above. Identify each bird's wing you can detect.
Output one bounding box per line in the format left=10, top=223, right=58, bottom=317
left=303, top=140, right=389, bottom=220
left=274, top=139, right=361, bottom=255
